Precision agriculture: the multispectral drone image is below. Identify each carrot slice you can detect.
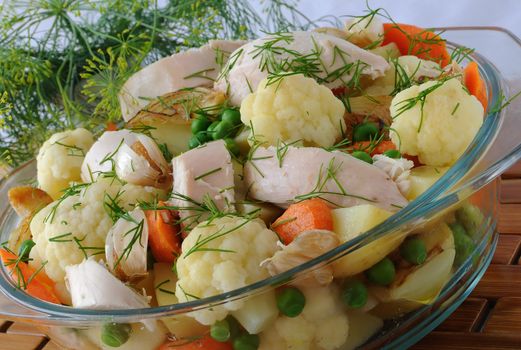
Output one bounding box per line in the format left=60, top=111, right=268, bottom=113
left=272, top=198, right=334, bottom=245
left=145, top=201, right=181, bottom=264
left=382, top=23, right=450, bottom=67
left=352, top=140, right=396, bottom=156
left=463, top=61, right=488, bottom=111
left=106, top=122, right=118, bottom=131
left=0, top=249, right=60, bottom=304
left=158, top=334, right=233, bottom=350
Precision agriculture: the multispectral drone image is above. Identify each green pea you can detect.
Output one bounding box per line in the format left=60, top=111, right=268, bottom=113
left=400, top=237, right=427, bottom=265
left=351, top=151, right=373, bottom=164
left=212, top=120, right=235, bottom=140
left=18, top=239, right=35, bottom=262
left=221, top=108, right=242, bottom=125
left=207, top=120, right=220, bottom=133
left=233, top=334, right=260, bottom=350
left=276, top=287, right=306, bottom=317
left=188, top=132, right=209, bottom=149
left=366, top=257, right=396, bottom=286
left=353, top=122, right=379, bottom=142
left=455, top=204, right=484, bottom=238
left=450, top=222, right=476, bottom=266
left=191, top=115, right=212, bottom=134
left=341, top=280, right=368, bottom=308
left=211, top=319, right=231, bottom=342
left=224, top=138, right=240, bottom=157
left=101, top=323, right=132, bottom=347
left=383, top=149, right=401, bottom=159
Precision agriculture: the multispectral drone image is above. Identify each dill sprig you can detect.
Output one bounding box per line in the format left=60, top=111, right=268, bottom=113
left=44, top=182, right=91, bottom=224
left=0, top=0, right=324, bottom=167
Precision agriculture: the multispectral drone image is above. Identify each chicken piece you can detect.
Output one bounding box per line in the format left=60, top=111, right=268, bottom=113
left=66, top=259, right=150, bottom=310
left=244, top=146, right=407, bottom=211
left=214, top=31, right=389, bottom=106
left=170, top=140, right=235, bottom=230
left=119, top=39, right=246, bottom=121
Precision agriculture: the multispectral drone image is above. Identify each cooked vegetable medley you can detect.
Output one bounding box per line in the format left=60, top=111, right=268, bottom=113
left=1, top=9, right=489, bottom=350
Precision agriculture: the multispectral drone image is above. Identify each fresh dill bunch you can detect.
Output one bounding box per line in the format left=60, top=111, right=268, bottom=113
left=0, top=0, right=321, bottom=167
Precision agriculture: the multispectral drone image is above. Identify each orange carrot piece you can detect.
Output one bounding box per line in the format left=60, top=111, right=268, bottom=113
left=158, top=334, right=233, bottom=350
left=145, top=201, right=181, bottom=264
left=0, top=249, right=60, bottom=304
left=352, top=140, right=396, bottom=156
left=382, top=23, right=450, bottom=67
left=464, top=61, right=488, bottom=111
left=272, top=198, right=334, bottom=245
left=106, top=122, right=118, bottom=131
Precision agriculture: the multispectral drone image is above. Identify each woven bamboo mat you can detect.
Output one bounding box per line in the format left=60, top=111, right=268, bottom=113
left=1, top=162, right=521, bottom=350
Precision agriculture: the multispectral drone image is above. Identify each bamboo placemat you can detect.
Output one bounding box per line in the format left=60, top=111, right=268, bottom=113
left=1, top=163, right=521, bottom=350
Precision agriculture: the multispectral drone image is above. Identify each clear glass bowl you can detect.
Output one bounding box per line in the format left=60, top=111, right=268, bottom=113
left=1, top=27, right=521, bottom=349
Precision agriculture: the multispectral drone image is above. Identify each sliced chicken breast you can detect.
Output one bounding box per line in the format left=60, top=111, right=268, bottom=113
left=170, top=140, right=235, bottom=230
left=119, top=39, right=246, bottom=121
left=214, top=31, right=390, bottom=106
left=244, top=146, right=407, bottom=211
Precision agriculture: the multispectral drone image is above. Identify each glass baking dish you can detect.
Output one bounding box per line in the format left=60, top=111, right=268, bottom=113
left=0, top=27, right=520, bottom=350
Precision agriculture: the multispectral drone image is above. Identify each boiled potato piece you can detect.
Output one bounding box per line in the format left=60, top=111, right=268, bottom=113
left=7, top=186, right=53, bottom=251
left=391, top=247, right=454, bottom=302
left=332, top=205, right=392, bottom=242
left=369, top=42, right=401, bottom=60
left=342, top=310, right=383, bottom=350
left=127, top=88, right=225, bottom=156
left=153, top=263, right=207, bottom=338
left=407, top=166, right=448, bottom=200
left=232, top=291, right=279, bottom=334
left=235, top=201, right=283, bottom=226
left=331, top=205, right=405, bottom=277
left=8, top=186, right=53, bottom=218
left=7, top=216, right=32, bottom=252
left=144, top=121, right=192, bottom=157
left=370, top=223, right=455, bottom=319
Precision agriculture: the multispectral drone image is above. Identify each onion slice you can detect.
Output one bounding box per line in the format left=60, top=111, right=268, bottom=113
left=81, top=130, right=170, bottom=188
left=105, top=208, right=149, bottom=282
left=261, top=229, right=340, bottom=287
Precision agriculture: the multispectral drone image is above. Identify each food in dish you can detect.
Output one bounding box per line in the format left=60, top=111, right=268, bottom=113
left=1, top=10, right=489, bottom=350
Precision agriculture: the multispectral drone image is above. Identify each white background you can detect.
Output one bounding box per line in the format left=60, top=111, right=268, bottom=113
left=282, top=0, right=521, bottom=38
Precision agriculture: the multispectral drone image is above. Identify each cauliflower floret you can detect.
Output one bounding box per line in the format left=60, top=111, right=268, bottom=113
left=36, top=128, right=94, bottom=199
left=344, top=15, right=383, bottom=47
left=259, top=285, right=349, bottom=350
left=240, top=74, right=345, bottom=148
left=390, top=78, right=484, bottom=166
left=29, top=178, right=165, bottom=302
left=372, top=154, right=414, bottom=196
left=175, top=217, right=278, bottom=325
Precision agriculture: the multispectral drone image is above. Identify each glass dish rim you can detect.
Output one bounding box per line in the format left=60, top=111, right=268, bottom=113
left=0, top=26, right=517, bottom=322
